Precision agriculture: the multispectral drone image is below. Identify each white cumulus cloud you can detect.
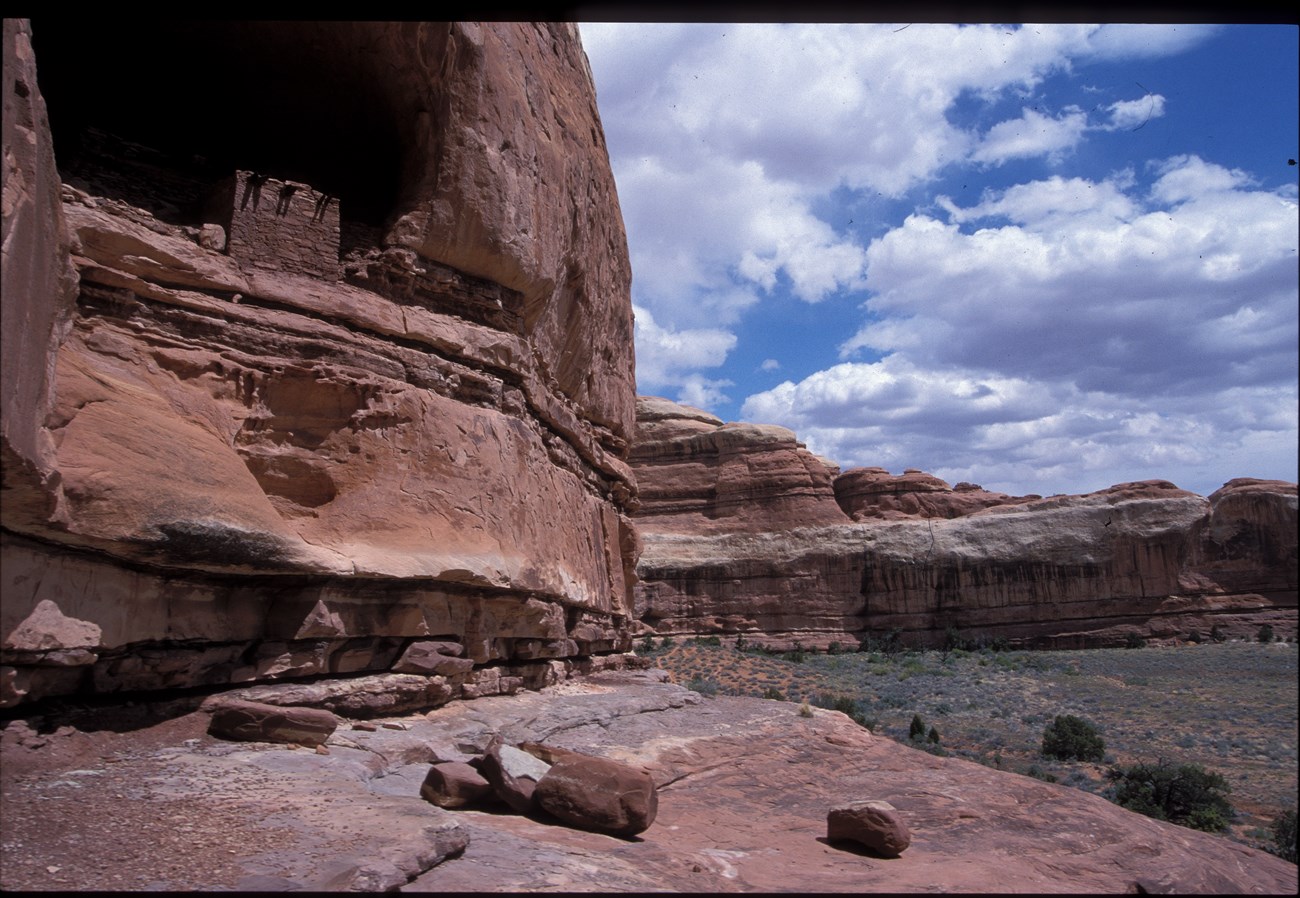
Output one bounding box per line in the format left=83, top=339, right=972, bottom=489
left=633, top=304, right=738, bottom=405
left=751, top=156, right=1298, bottom=495
left=1103, top=94, right=1166, bottom=131
left=971, top=106, right=1091, bottom=165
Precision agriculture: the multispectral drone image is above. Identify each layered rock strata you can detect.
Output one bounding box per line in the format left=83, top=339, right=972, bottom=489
left=630, top=396, right=849, bottom=534
left=633, top=399, right=1297, bottom=648
left=834, top=466, right=1033, bottom=520
left=1, top=20, right=638, bottom=706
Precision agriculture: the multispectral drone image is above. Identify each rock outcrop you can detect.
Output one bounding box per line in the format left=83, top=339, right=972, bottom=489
left=633, top=398, right=1297, bottom=649
left=834, top=466, right=1033, bottom=520
left=5, top=676, right=1293, bottom=893
left=1, top=20, right=639, bottom=706
left=630, top=395, right=849, bottom=534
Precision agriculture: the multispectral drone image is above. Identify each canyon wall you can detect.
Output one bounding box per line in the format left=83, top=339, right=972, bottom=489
left=634, top=398, right=1298, bottom=649
left=1, top=20, right=639, bottom=707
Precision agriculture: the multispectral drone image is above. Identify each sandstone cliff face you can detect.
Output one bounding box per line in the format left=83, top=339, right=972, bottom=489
left=633, top=399, right=1297, bottom=649
left=631, top=395, right=849, bottom=535
left=1, top=20, right=638, bottom=706
left=834, top=466, right=1033, bottom=520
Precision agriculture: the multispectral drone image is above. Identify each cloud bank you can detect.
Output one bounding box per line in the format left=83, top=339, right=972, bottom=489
left=581, top=23, right=1297, bottom=496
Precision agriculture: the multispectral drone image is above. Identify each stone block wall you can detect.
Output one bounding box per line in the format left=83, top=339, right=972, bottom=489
left=209, top=171, right=341, bottom=281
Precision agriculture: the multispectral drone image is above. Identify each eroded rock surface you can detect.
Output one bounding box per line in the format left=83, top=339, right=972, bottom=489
left=1, top=20, right=639, bottom=705
left=834, top=467, right=1033, bottom=520
left=6, top=675, right=1291, bottom=893
left=631, top=395, right=850, bottom=535
left=633, top=399, right=1297, bottom=649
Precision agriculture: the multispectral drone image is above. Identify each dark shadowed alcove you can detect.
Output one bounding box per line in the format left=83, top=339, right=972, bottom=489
left=31, top=20, right=408, bottom=235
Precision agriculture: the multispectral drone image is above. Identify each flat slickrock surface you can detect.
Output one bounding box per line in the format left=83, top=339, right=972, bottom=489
left=1, top=671, right=1295, bottom=893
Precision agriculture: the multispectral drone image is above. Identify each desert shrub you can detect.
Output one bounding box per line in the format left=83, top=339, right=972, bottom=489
left=1258, top=624, right=1275, bottom=643
left=972, top=635, right=1011, bottom=653
left=1187, top=629, right=1202, bottom=644
left=686, top=676, right=719, bottom=697
left=1027, top=764, right=1059, bottom=783
left=810, top=693, right=874, bottom=730
left=762, top=686, right=785, bottom=701
left=1106, top=761, right=1233, bottom=832
left=909, top=713, right=926, bottom=741
left=733, top=633, right=747, bottom=651
left=1270, top=809, right=1297, bottom=864
left=661, top=636, right=674, bottom=649
left=1041, top=714, right=1105, bottom=762
left=784, top=642, right=807, bottom=663
left=639, top=635, right=656, bottom=653
left=1124, top=632, right=1147, bottom=649
left=798, top=701, right=814, bottom=718
left=1210, top=624, right=1225, bottom=643
left=927, top=725, right=941, bottom=744
left=863, top=628, right=905, bottom=655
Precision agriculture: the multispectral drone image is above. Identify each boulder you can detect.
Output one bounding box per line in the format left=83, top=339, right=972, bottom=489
left=534, top=753, right=659, bottom=837
left=206, top=698, right=338, bottom=747
left=478, top=736, right=552, bottom=813
left=1, top=599, right=101, bottom=661
left=421, top=761, right=493, bottom=809
left=827, top=800, right=911, bottom=857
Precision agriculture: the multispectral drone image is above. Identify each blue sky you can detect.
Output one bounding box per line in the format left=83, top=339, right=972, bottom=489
left=579, top=23, right=1298, bottom=498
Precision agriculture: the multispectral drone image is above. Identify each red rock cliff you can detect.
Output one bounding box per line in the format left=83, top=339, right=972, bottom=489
left=631, top=395, right=849, bottom=535
left=1, top=20, right=639, bottom=707
left=633, top=399, right=1297, bottom=648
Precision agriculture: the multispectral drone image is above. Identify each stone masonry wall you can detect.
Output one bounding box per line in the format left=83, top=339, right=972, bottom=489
left=210, top=171, right=341, bottom=281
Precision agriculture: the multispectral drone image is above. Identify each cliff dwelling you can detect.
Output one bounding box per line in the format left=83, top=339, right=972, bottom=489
left=31, top=19, right=528, bottom=332
left=31, top=20, right=401, bottom=237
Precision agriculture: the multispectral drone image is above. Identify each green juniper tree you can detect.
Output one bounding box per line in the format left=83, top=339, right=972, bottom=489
left=1107, top=760, right=1234, bottom=833
left=1041, top=714, right=1105, bottom=762
left=909, top=714, right=926, bottom=741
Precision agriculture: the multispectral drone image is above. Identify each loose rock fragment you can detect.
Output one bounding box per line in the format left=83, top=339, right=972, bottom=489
left=827, top=800, right=911, bottom=857
left=421, top=761, right=493, bottom=809
left=478, top=735, right=551, bottom=813
left=534, top=753, right=659, bottom=837
left=205, top=699, right=338, bottom=747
